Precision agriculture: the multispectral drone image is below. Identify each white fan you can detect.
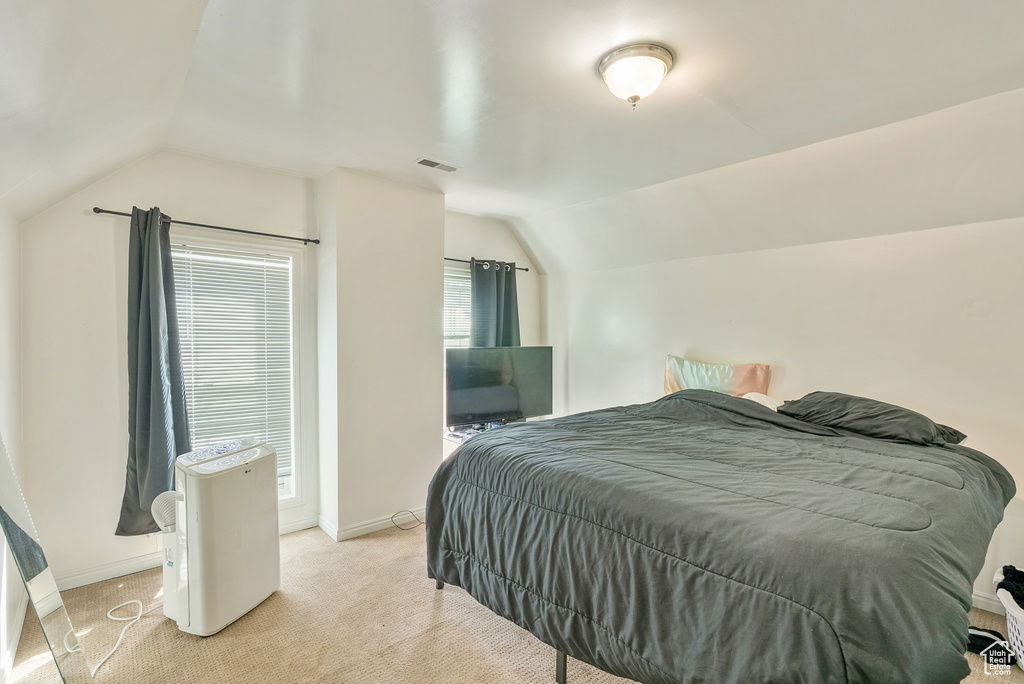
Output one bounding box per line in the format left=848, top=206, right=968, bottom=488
left=151, top=491, right=177, bottom=532
left=151, top=490, right=180, bottom=621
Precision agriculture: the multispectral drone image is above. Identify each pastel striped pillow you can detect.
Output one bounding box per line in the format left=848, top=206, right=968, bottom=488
left=664, top=355, right=771, bottom=397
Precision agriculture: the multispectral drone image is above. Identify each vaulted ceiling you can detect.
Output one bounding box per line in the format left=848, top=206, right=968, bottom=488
left=3, top=0, right=1024, bottom=233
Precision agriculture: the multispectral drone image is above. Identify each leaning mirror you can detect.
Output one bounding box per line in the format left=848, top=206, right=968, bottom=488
left=0, top=434, right=91, bottom=682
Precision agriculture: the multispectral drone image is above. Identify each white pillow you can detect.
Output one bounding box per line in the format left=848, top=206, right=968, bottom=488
left=664, top=356, right=770, bottom=396
left=742, top=392, right=783, bottom=411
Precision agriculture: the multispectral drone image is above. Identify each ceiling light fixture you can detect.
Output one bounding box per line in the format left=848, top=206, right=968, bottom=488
left=598, top=43, right=674, bottom=110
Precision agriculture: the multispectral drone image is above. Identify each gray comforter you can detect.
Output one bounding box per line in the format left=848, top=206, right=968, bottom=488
left=426, top=390, right=1015, bottom=684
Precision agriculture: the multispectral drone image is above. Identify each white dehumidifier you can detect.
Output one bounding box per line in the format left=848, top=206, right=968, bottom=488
left=151, top=438, right=280, bottom=636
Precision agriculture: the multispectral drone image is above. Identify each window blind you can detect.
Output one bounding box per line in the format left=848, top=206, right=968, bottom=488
left=172, top=245, right=295, bottom=492
left=443, top=265, right=471, bottom=348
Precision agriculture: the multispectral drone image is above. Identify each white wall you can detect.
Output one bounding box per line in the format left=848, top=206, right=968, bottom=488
left=315, top=171, right=340, bottom=540
left=0, top=203, right=21, bottom=476
left=19, top=149, right=314, bottom=589
left=547, top=217, right=1024, bottom=608
left=444, top=210, right=542, bottom=346
left=317, top=169, right=444, bottom=540
left=0, top=201, right=26, bottom=683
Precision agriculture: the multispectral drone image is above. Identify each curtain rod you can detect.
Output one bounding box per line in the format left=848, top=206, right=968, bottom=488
left=92, top=207, right=320, bottom=245
left=444, top=257, right=528, bottom=272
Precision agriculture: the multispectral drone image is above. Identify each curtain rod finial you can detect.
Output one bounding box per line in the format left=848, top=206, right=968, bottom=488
left=92, top=207, right=103, bottom=213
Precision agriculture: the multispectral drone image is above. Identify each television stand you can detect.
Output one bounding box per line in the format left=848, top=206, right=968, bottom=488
left=444, top=419, right=524, bottom=445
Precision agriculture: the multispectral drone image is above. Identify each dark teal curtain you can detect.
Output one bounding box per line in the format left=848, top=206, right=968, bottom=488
left=116, top=207, right=191, bottom=536
left=469, top=258, right=520, bottom=347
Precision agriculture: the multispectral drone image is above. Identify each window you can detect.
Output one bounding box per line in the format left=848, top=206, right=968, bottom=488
left=443, top=265, right=471, bottom=348
left=172, top=244, right=296, bottom=499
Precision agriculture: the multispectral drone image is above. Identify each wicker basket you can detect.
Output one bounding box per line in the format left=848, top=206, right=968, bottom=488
left=994, top=569, right=1024, bottom=671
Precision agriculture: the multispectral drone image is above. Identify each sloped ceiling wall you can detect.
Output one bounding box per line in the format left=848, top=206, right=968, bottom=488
left=0, top=0, right=207, bottom=220
left=514, top=87, right=1024, bottom=274
left=4, top=0, right=1024, bottom=230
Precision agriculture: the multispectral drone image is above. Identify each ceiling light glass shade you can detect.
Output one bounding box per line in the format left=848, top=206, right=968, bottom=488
left=598, top=43, right=674, bottom=108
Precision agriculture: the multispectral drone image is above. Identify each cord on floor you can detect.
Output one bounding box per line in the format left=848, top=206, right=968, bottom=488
left=64, top=600, right=163, bottom=676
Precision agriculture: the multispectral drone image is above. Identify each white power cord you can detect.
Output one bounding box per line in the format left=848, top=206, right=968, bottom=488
left=63, top=600, right=162, bottom=677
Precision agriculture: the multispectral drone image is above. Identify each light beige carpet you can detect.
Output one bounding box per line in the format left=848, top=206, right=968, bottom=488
left=11, top=526, right=1021, bottom=683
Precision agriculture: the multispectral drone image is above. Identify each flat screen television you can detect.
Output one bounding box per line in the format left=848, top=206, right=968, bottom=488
left=445, top=346, right=553, bottom=428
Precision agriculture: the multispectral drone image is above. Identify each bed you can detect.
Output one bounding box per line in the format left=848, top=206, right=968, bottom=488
left=425, top=389, right=1015, bottom=684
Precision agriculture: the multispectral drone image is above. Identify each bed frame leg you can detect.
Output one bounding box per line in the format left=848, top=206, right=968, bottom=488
left=555, top=649, right=567, bottom=684
left=435, top=579, right=444, bottom=590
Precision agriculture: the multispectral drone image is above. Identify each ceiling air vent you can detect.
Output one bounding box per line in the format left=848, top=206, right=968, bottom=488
left=416, top=158, right=458, bottom=173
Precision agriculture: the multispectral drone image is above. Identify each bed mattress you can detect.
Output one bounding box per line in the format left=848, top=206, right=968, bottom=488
left=425, top=390, right=1015, bottom=684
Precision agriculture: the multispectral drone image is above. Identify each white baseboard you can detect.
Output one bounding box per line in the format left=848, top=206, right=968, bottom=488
left=54, top=551, right=163, bottom=592
left=52, top=520, right=318, bottom=593
left=280, top=517, right=319, bottom=535
left=2, top=591, right=29, bottom=684
left=46, top=508, right=420, bottom=595
left=318, top=515, right=340, bottom=542
left=336, top=507, right=426, bottom=542
left=975, top=590, right=1006, bottom=615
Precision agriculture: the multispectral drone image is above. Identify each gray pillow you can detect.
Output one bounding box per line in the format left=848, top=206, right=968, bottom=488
left=936, top=423, right=968, bottom=445
left=778, top=392, right=963, bottom=445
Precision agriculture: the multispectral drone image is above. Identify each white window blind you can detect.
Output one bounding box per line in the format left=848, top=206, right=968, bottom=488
left=172, top=244, right=295, bottom=498
left=443, top=265, right=471, bottom=348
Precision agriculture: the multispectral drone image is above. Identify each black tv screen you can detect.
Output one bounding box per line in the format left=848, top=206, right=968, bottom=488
left=446, top=346, right=553, bottom=427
